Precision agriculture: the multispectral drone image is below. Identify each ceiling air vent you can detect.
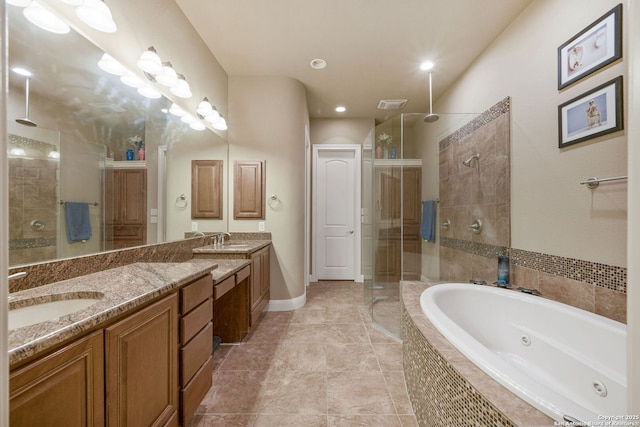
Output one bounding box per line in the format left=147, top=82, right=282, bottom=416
left=377, top=99, right=408, bottom=110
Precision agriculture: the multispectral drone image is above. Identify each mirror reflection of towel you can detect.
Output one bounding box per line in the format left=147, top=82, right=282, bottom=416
left=64, top=202, right=92, bottom=242
left=420, top=200, right=437, bottom=242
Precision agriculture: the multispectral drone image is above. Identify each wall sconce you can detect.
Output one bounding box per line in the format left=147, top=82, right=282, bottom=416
left=75, top=0, right=117, bottom=33
left=170, top=74, right=192, bottom=99
left=137, top=47, right=163, bottom=75
left=156, top=62, right=179, bottom=88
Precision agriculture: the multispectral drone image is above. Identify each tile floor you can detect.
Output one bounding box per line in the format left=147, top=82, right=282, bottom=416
left=190, top=281, right=418, bottom=426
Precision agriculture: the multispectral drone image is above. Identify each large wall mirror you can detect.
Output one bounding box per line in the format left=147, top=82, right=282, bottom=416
left=7, top=4, right=228, bottom=267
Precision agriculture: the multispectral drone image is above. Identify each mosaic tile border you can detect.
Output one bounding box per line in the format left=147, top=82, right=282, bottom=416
left=440, top=236, right=508, bottom=259
left=510, top=248, right=627, bottom=294
left=402, top=308, right=516, bottom=427
left=9, top=237, right=57, bottom=250
left=438, top=97, right=511, bottom=151
left=9, top=133, right=57, bottom=156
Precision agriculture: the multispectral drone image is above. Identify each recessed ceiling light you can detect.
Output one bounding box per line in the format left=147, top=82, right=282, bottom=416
left=310, top=58, right=327, bottom=70
left=335, top=106, right=346, bottom=113
left=420, top=60, right=435, bottom=71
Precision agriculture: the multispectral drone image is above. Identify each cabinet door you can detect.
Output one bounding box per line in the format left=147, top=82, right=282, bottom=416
left=119, top=169, right=147, bottom=225
left=250, top=250, right=263, bottom=310
left=191, top=160, right=223, bottom=219
left=106, top=294, right=178, bottom=427
left=233, top=160, right=265, bottom=219
left=10, top=331, right=104, bottom=427
left=260, top=247, right=270, bottom=298
left=402, top=167, right=422, bottom=228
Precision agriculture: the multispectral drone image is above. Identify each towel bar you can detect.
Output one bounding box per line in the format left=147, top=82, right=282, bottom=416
left=580, top=176, right=627, bottom=189
left=59, top=200, right=99, bottom=206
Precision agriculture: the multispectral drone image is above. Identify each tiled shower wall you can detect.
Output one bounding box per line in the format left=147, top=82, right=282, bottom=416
left=437, top=98, right=627, bottom=323
left=8, top=134, right=58, bottom=265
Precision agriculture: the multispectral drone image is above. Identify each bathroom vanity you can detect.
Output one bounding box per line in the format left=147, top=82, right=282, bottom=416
left=8, top=261, right=218, bottom=427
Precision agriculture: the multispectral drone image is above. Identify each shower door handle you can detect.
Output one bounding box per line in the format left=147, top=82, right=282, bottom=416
left=347, top=230, right=354, bottom=235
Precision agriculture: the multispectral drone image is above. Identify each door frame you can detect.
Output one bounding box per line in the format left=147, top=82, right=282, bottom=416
left=310, top=144, right=362, bottom=282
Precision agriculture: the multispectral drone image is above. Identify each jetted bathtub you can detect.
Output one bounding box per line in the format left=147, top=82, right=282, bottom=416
left=420, top=283, right=626, bottom=423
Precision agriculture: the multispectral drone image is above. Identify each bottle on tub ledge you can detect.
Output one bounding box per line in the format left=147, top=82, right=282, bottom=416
left=494, top=256, right=511, bottom=288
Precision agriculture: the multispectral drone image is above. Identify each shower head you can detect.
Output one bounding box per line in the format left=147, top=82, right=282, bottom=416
left=423, top=71, right=439, bottom=123
left=16, top=77, right=37, bottom=127
left=462, top=153, right=480, bottom=167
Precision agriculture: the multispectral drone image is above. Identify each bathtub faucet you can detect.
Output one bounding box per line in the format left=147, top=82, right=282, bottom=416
left=517, top=286, right=541, bottom=296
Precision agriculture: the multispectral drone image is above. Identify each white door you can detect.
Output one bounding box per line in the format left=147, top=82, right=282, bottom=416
left=313, top=145, right=360, bottom=280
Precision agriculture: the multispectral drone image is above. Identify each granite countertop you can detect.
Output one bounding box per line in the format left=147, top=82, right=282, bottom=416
left=192, top=240, right=271, bottom=255
left=190, top=258, right=251, bottom=283
left=8, top=260, right=218, bottom=367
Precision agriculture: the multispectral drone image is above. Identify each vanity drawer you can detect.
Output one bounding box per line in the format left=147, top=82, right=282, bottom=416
left=180, top=298, right=213, bottom=345
left=214, top=275, right=235, bottom=300
left=181, top=355, right=213, bottom=427
left=236, top=265, right=251, bottom=283
left=180, top=322, right=213, bottom=385
left=181, top=274, right=212, bottom=313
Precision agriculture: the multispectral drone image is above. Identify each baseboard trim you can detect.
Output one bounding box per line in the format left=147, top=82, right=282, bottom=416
left=266, top=292, right=306, bottom=311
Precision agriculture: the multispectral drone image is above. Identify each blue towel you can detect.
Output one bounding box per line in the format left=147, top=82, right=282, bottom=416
left=420, top=200, right=437, bottom=242
left=64, top=202, right=92, bottom=242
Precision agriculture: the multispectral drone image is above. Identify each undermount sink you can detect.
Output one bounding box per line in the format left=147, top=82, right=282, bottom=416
left=9, top=292, right=104, bottom=330
left=221, top=243, right=249, bottom=248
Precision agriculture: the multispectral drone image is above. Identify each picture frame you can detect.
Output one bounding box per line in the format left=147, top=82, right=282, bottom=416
left=558, top=76, right=623, bottom=148
left=557, top=4, right=622, bottom=90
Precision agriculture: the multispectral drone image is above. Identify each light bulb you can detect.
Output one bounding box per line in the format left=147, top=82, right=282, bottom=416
left=120, top=72, right=146, bottom=88
left=97, top=53, right=126, bottom=76
left=138, top=85, right=162, bottom=99
left=197, top=98, right=213, bottom=117
left=169, top=103, right=186, bottom=117
left=155, top=62, right=178, bottom=88
left=190, top=121, right=206, bottom=131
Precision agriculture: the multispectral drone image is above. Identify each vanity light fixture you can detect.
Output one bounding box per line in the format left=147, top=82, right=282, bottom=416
left=75, top=0, right=117, bottom=33
left=10, top=148, right=27, bottom=157
left=169, top=102, right=186, bottom=117
left=24, top=1, right=71, bottom=34
left=155, top=62, right=179, bottom=88
left=180, top=114, right=197, bottom=125
left=209, top=114, right=227, bottom=131
left=58, top=0, right=84, bottom=5
left=189, top=121, right=206, bottom=131
left=97, top=53, right=127, bottom=76
left=196, top=97, right=214, bottom=117
left=120, top=71, right=146, bottom=89
left=170, top=74, right=192, bottom=98
left=137, top=46, right=163, bottom=75
left=137, top=84, right=162, bottom=99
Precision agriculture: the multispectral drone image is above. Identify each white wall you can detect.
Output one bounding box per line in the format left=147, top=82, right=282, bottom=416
left=228, top=76, right=309, bottom=302
left=435, top=0, right=627, bottom=268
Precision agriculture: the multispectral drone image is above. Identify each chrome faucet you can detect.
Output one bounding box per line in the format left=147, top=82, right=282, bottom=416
left=192, top=231, right=205, bottom=237
left=220, top=232, right=231, bottom=244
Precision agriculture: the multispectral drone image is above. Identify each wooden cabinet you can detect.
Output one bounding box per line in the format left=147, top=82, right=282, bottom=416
left=233, top=160, right=265, bottom=219
left=178, top=275, right=214, bottom=427
left=10, top=331, right=105, bottom=427
left=105, top=293, right=178, bottom=427
left=191, top=160, right=223, bottom=219
left=250, top=246, right=270, bottom=325
left=374, top=165, right=422, bottom=282
left=113, top=168, right=147, bottom=248
left=213, top=265, right=251, bottom=342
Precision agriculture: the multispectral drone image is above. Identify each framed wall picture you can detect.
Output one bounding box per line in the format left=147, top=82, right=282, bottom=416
left=558, top=76, right=623, bottom=148
left=557, top=4, right=622, bottom=90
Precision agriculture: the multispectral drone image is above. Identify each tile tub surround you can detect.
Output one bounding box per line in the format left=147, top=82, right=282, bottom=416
left=401, top=283, right=554, bottom=427
left=190, top=281, right=419, bottom=426
left=8, top=235, right=216, bottom=293
left=8, top=260, right=218, bottom=367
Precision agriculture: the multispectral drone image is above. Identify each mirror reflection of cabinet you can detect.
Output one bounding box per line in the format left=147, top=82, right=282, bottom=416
left=233, top=161, right=265, bottom=220
left=191, top=160, right=223, bottom=219
left=112, top=168, right=147, bottom=249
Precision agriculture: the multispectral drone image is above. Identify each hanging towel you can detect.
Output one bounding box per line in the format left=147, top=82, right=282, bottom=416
left=64, top=202, right=92, bottom=242
left=420, top=200, right=437, bottom=243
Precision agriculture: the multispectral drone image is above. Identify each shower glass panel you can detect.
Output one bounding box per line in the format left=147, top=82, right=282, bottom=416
left=364, top=112, right=486, bottom=339
left=8, top=124, right=108, bottom=264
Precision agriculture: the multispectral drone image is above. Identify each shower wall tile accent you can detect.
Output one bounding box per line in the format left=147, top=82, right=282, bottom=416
left=438, top=98, right=510, bottom=283
left=511, top=248, right=627, bottom=323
